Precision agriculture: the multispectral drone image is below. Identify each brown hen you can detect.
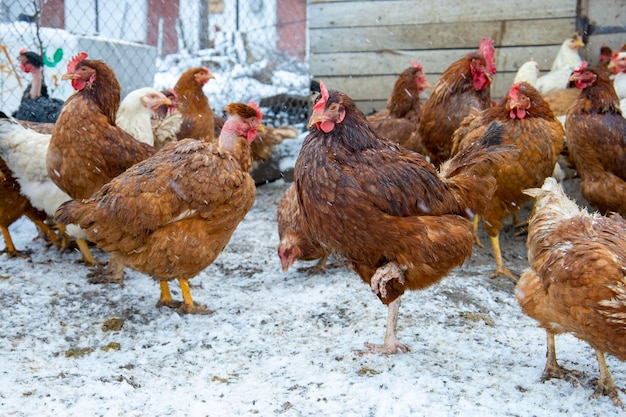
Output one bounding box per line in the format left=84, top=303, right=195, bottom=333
left=174, top=67, right=215, bottom=142
left=418, top=38, right=496, bottom=165
left=366, top=61, right=430, bottom=153
left=47, top=52, right=157, bottom=283
left=565, top=62, right=626, bottom=216
left=295, top=82, right=511, bottom=355
left=55, top=102, right=262, bottom=314
left=451, top=82, right=564, bottom=279
left=517, top=177, right=626, bottom=408
left=0, top=158, right=52, bottom=257
left=277, top=182, right=328, bottom=273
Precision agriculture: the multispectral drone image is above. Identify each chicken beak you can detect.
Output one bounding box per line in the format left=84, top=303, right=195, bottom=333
left=61, top=72, right=79, bottom=81
left=256, top=124, right=266, bottom=133
left=160, top=97, right=172, bottom=106
left=307, top=113, right=322, bottom=129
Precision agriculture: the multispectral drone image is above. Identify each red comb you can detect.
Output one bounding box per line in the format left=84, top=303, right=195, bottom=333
left=18, top=48, right=27, bottom=55
left=248, top=101, right=263, bottom=122
left=479, top=38, right=496, bottom=75
left=411, top=60, right=423, bottom=71
left=508, top=82, right=522, bottom=100
left=573, top=61, right=589, bottom=75
left=313, top=81, right=328, bottom=112
left=67, top=52, right=88, bottom=73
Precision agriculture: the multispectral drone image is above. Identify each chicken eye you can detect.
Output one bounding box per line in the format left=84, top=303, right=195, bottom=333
left=330, top=103, right=338, bottom=111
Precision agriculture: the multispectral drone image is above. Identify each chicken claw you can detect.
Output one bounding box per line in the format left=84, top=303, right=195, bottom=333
left=370, top=262, right=406, bottom=300
left=87, top=257, right=124, bottom=286
left=540, top=331, right=583, bottom=386
left=589, top=350, right=624, bottom=408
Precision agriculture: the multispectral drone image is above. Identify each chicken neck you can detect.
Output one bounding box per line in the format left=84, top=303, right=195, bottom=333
left=29, top=67, right=43, bottom=100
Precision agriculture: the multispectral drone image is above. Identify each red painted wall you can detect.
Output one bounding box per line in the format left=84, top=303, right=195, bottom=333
left=147, top=0, right=180, bottom=56
left=277, top=0, right=306, bottom=61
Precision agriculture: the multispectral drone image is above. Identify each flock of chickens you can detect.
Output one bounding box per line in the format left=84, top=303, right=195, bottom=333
left=1, top=35, right=626, bottom=408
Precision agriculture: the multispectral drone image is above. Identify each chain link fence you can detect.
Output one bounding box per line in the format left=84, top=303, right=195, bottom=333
left=0, top=0, right=309, bottom=123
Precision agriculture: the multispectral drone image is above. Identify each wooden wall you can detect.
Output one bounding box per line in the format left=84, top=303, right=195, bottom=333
left=308, top=0, right=623, bottom=113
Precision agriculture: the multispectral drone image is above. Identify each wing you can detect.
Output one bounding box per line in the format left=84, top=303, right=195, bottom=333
left=90, top=139, right=250, bottom=236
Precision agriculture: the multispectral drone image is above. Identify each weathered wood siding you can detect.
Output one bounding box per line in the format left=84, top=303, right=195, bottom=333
left=308, top=0, right=623, bottom=112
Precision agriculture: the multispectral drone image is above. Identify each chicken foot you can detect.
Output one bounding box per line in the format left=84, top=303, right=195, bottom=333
left=541, top=331, right=584, bottom=386
left=590, top=349, right=623, bottom=408
left=87, top=256, right=124, bottom=286
left=490, top=234, right=518, bottom=281
left=1, top=226, right=29, bottom=258
left=156, top=279, right=213, bottom=315
left=357, top=297, right=407, bottom=356
left=357, top=262, right=408, bottom=356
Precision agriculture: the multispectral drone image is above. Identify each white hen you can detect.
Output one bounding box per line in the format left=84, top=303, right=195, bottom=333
left=513, top=58, right=540, bottom=86
left=536, top=34, right=584, bottom=95
left=0, top=112, right=96, bottom=263
left=116, top=87, right=172, bottom=146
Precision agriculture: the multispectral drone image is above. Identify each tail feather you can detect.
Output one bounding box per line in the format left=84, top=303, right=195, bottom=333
left=439, top=122, right=514, bottom=217
left=55, top=199, right=95, bottom=230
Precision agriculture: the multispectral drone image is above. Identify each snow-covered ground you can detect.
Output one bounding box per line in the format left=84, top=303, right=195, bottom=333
left=1, top=167, right=625, bottom=416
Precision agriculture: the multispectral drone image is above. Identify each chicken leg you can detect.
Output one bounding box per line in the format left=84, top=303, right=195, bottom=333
left=156, top=279, right=213, bottom=315
left=591, top=349, right=623, bottom=407
left=541, top=331, right=583, bottom=385
left=490, top=233, right=517, bottom=281
left=358, top=262, right=408, bottom=355
left=1, top=226, right=28, bottom=258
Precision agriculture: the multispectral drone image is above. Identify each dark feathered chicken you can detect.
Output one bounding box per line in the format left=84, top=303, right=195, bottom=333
left=12, top=49, right=63, bottom=123
left=565, top=62, right=626, bottom=216
left=366, top=61, right=430, bottom=153
left=417, top=38, right=496, bottom=165
left=294, top=81, right=511, bottom=354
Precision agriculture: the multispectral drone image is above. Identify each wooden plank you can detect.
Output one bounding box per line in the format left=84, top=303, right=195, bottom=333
left=309, top=0, right=576, bottom=29
left=310, top=19, right=576, bottom=54
left=316, top=70, right=542, bottom=112
left=310, top=45, right=562, bottom=77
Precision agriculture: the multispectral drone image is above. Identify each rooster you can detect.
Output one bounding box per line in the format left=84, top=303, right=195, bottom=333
left=277, top=182, right=328, bottom=273
left=366, top=61, right=430, bottom=153
left=47, top=52, right=157, bottom=284
left=55, top=102, right=262, bottom=314
left=294, top=82, right=511, bottom=354
left=417, top=38, right=496, bottom=165
left=116, top=87, right=172, bottom=146
left=451, top=82, right=564, bottom=280
left=517, top=177, right=626, bottom=408
left=565, top=62, right=626, bottom=216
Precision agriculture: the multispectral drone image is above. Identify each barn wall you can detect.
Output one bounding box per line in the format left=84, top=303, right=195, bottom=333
left=308, top=0, right=624, bottom=112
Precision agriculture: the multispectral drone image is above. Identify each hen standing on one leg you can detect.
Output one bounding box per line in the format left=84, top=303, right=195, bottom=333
left=516, top=177, right=626, bottom=408
left=451, top=82, right=565, bottom=280
left=295, top=82, right=511, bottom=355
left=55, top=102, right=262, bottom=314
